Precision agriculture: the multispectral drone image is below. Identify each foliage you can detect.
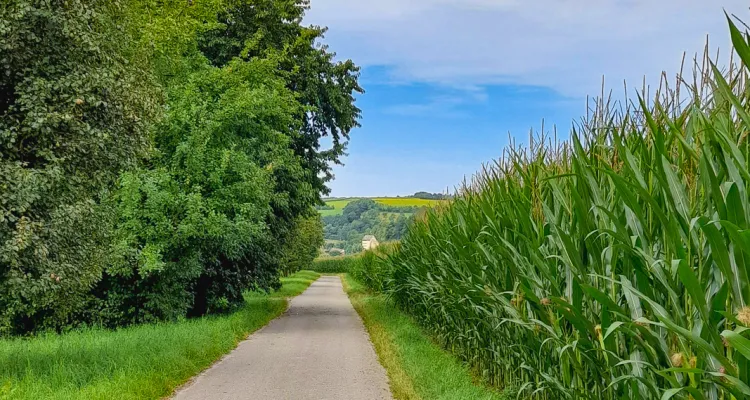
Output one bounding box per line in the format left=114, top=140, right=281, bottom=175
left=343, top=199, right=378, bottom=222
left=377, top=204, right=422, bottom=214
left=312, top=255, right=359, bottom=273
left=382, top=19, right=750, bottom=399
left=312, top=244, right=397, bottom=287
left=280, top=215, right=325, bottom=276
left=322, top=199, right=414, bottom=254
left=0, top=271, right=318, bottom=400
left=411, top=192, right=449, bottom=200
left=0, top=0, right=360, bottom=334
left=198, top=0, right=364, bottom=198
left=349, top=244, right=399, bottom=293
left=96, top=53, right=312, bottom=324
left=0, top=0, right=157, bottom=335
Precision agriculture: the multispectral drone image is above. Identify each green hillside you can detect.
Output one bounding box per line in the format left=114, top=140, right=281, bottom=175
left=318, top=197, right=447, bottom=256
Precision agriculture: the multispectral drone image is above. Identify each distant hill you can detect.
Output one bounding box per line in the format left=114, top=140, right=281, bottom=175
left=317, top=197, right=443, bottom=256
left=317, top=197, right=442, bottom=217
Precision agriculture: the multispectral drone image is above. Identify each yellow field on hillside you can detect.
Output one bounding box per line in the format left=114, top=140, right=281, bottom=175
left=318, top=197, right=443, bottom=216
left=373, top=198, right=442, bottom=207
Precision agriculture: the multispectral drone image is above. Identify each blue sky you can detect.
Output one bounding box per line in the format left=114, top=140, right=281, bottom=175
left=305, top=0, right=747, bottom=197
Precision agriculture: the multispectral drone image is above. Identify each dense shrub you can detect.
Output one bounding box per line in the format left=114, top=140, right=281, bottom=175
left=383, top=22, right=750, bottom=399
left=94, top=58, right=301, bottom=324
left=0, top=0, right=157, bottom=334
left=312, top=256, right=359, bottom=274
left=280, top=215, right=325, bottom=276
left=313, top=247, right=397, bottom=281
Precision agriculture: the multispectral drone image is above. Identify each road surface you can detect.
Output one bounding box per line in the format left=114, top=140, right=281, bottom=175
left=173, top=275, right=392, bottom=400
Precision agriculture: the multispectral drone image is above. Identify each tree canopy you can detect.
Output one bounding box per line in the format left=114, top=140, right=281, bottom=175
left=198, top=0, right=363, bottom=198
left=0, top=0, right=359, bottom=335
left=0, top=0, right=158, bottom=333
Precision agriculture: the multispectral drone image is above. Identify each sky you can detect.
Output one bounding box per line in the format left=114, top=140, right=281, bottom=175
left=305, top=0, right=748, bottom=197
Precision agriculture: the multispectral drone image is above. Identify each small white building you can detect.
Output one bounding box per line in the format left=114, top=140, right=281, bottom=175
left=362, top=235, right=379, bottom=251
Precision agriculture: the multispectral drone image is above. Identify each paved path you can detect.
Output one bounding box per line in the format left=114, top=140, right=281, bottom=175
left=173, top=276, right=392, bottom=400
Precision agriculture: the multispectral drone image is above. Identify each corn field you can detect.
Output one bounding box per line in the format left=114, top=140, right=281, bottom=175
left=384, top=17, right=750, bottom=400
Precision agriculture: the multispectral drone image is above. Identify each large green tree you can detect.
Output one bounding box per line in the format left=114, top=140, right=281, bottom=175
left=198, top=0, right=363, bottom=200
left=91, top=0, right=359, bottom=326
left=0, top=0, right=157, bottom=334
left=94, top=56, right=307, bottom=324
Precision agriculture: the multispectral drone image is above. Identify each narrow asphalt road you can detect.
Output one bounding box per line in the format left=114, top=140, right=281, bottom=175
left=172, top=275, right=392, bottom=400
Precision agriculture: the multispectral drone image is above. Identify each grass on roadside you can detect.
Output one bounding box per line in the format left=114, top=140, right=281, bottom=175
left=341, top=274, right=510, bottom=400
left=0, top=271, right=320, bottom=400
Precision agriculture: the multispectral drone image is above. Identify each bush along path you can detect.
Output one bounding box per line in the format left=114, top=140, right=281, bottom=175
left=172, top=275, right=392, bottom=400
left=0, top=271, right=319, bottom=400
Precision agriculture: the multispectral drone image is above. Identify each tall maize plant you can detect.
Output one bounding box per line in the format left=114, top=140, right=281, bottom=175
left=386, top=17, right=750, bottom=400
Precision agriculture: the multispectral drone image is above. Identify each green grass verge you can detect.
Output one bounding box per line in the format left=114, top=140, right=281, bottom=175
left=0, top=271, right=320, bottom=400
left=341, top=274, right=510, bottom=400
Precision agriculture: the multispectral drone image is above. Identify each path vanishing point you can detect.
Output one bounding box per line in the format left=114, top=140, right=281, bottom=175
left=173, top=275, right=393, bottom=400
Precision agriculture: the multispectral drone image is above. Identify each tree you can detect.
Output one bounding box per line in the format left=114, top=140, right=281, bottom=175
left=198, top=0, right=363, bottom=199
left=413, top=191, right=448, bottom=200
left=342, top=199, right=377, bottom=222
left=95, top=56, right=305, bottom=324
left=0, top=0, right=157, bottom=334
left=280, top=214, right=324, bottom=275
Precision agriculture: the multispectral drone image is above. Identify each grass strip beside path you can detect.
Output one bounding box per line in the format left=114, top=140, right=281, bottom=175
left=0, top=271, right=320, bottom=400
left=341, top=274, right=510, bottom=400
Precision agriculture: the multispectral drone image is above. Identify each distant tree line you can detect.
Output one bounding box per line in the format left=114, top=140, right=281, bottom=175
left=377, top=204, right=423, bottom=213
left=412, top=192, right=450, bottom=200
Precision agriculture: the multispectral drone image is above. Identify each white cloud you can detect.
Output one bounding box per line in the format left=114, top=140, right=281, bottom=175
left=384, top=95, right=466, bottom=117
left=328, top=154, right=474, bottom=197
left=383, top=87, right=489, bottom=117
left=306, top=0, right=748, bottom=96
